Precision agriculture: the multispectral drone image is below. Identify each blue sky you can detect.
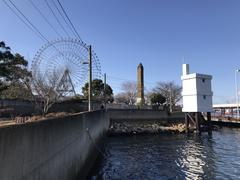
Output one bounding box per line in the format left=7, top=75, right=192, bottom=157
left=1, top=0, right=240, bottom=104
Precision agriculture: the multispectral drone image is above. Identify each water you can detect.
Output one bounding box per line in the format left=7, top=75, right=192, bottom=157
left=89, top=127, right=240, bottom=179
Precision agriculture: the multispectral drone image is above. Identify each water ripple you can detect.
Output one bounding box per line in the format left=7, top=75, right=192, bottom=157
left=89, top=128, right=240, bottom=179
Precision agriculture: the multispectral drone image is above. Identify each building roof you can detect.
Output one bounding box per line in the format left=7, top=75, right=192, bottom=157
left=181, top=73, right=212, bottom=80
left=213, top=104, right=239, bottom=108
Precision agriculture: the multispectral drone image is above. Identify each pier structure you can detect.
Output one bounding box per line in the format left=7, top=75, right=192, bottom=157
left=212, top=103, right=239, bottom=118
left=136, top=63, right=145, bottom=107
left=181, top=64, right=213, bottom=134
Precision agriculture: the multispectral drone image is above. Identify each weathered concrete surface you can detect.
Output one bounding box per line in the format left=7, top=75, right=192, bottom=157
left=108, top=109, right=185, bottom=134
left=0, top=109, right=185, bottom=179
left=108, top=109, right=169, bottom=121
left=211, top=117, right=240, bottom=127
left=0, top=99, right=102, bottom=117
left=168, top=112, right=185, bottom=122
left=0, top=110, right=108, bottom=180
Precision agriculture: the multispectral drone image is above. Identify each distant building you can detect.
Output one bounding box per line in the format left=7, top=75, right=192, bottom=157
left=213, top=103, right=239, bottom=117
left=181, top=64, right=213, bottom=112
left=136, top=63, right=145, bottom=106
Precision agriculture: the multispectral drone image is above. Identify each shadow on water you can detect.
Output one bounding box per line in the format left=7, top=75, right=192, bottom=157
left=88, top=128, right=240, bottom=179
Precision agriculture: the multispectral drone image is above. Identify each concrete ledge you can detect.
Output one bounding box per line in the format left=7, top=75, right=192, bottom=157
left=108, top=109, right=169, bottom=120
left=108, top=110, right=185, bottom=135
left=0, top=110, right=108, bottom=180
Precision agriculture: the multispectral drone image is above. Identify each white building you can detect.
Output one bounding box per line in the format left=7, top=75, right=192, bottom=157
left=181, top=64, right=213, bottom=112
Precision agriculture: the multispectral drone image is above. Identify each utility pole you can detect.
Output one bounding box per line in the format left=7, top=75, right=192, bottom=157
left=104, top=73, right=106, bottom=107
left=235, top=69, right=240, bottom=119
left=169, top=86, right=172, bottom=113
left=88, top=45, right=92, bottom=111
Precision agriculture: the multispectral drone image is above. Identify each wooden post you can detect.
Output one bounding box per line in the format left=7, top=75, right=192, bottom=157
left=207, top=112, right=212, bottom=135
left=185, top=113, right=189, bottom=134
left=195, top=112, right=201, bottom=134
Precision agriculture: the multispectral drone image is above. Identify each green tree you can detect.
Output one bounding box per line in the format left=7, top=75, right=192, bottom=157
left=0, top=83, right=32, bottom=100
left=0, top=41, right=32, bottom=99
left=150, top=93, right=166, bottom=105
left=82, top=79, right=114, bottom=103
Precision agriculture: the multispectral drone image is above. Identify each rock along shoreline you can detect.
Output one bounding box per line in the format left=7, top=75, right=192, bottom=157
left=108, top=122, right=186, bottom=135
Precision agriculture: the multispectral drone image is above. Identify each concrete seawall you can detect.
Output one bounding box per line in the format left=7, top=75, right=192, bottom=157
left=0, top=99, right=102, bottom=117
left=0, top=109, right=186, bottom=179
left=108, top=109, right=169, bottom=120
left=108, top=109, right=185, bottom=134
left=0, top=110, right=108, bottom=180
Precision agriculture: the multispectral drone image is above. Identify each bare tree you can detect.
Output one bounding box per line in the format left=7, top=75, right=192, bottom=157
left=114, top=93, right=129, bottom=104
left=31, top=69, right=72, bottom=114
left=115, top=81, right=137, bottom=105
left=153, top=81, right=182, bottom=112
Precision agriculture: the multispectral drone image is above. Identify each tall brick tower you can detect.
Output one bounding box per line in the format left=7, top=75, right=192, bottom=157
left=136, top=63, right=145, bottom=106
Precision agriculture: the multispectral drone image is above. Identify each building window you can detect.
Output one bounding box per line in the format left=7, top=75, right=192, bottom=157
left=203, top=95, right=206, bottom=99
left=202, top=78, right=205, bottom=83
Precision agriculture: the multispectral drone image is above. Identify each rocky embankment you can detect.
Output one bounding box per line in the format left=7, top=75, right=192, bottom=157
left=109, top=122, right=186, bottom=135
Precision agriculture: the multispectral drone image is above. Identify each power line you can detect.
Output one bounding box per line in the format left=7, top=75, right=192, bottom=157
left=6, top=0, right=70, bottom=60
left=56, top=0, right=83, bottom=42
left=7, top=0, right=83, bottom=63
left=27, top=0, right=63, bottom=38
left=3, top=0, right=46, bottom=42
left=4, top=0, right=71, bottom=71
left=47, top=1, right=96, bottom=72
left=3, top=0, right=40, bottom=40
left=4, top=2, right=82, bottom=69
left=8, top=0, right=48, bottom=41
left=44, top=0, right=70, bottom=37
left=56, top=0, right=102, bottom=78
left=4, top=0, right=102, bottom=82
left=107, top=75, right=136, bottom=82
left=107, top=75, right=157, bottom=85
left=51, top=0, right=76, bottom=37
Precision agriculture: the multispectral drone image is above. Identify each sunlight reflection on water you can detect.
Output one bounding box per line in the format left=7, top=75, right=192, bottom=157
left=89, top=128, right=240, bottom=179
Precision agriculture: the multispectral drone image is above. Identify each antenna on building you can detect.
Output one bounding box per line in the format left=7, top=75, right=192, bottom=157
left=182, top=57, right=185, bottom=64
left=182, top=64, right=189, bottom=76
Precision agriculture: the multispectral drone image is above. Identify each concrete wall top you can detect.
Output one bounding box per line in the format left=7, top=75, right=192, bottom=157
left=181, top=73, right=212, bottom=80
left=0, top=110, right=108, bottom=180
left=108, top=109, right=168, bottom=120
